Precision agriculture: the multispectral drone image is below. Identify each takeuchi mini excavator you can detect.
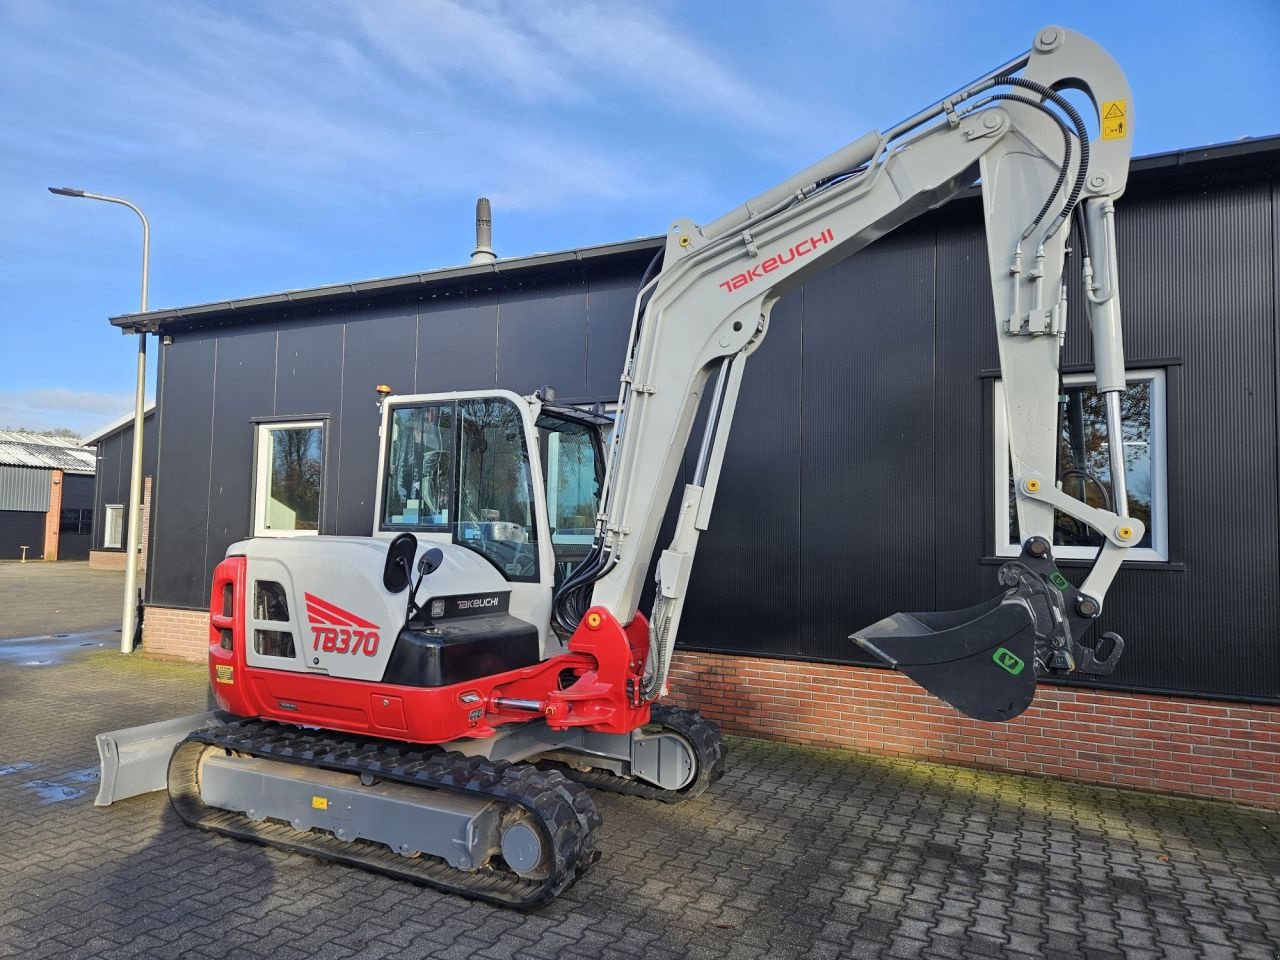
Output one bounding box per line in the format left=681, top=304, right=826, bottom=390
left=96, top=27, right=1140, bottom=907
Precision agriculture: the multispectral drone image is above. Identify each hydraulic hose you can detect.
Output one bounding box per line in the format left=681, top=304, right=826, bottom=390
left=996, top=75, right=1092, bottom=240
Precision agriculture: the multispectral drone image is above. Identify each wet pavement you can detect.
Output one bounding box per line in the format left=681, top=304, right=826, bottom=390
left=2, top=563, right=1280, bottom=958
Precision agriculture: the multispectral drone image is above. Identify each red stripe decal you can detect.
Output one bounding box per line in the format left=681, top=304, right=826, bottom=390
left=304, top=593, right=380, bottom=629
left=306, top=604, right=357, bottom=627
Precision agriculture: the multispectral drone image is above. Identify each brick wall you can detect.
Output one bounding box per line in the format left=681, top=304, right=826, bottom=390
left=88, top=550, right=128, bottom=570
left=136, top=601, right=1280, bottom=810
left=667, top=651, right=1280, bottom=810
left=141, top=605, right=208, bottom=662
left=42, top=469, right=63, bottom=561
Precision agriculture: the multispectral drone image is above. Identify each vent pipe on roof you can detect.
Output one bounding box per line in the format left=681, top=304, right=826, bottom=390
left=470, top=197, right=496, bottom=264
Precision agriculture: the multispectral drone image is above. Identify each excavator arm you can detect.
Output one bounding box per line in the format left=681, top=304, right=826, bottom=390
left=555, top=26, right=1137, bottom=722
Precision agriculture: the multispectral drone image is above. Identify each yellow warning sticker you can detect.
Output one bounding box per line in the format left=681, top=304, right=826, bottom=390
left=214, top=664, right=234, bottom=685
left=311, top=796, right=329, bottom=810
left=1101, top=100, right=1128, bottom=141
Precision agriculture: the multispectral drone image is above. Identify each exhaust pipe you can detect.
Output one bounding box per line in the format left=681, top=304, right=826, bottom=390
left=470, top=197, right=496, bottom=264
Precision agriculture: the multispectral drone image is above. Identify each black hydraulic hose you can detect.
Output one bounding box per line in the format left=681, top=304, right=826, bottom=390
left=996, top=75, right=1091, bottom=230
left=638, top=248, right=663, bottom=288
left=971, top=92, right=1072, bottom=239
left=1075, top=204, right=1091, bottom=259
left=553, top=538, right=609, bottom=633
left=966, top=92, right=1070, bottom=242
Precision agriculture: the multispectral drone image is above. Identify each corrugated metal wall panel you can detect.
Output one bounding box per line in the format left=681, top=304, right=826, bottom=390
left=335, top=305, right=417, bottom=535
left=585, top=270, right=645, bottom=399
left=203, top=328, right=277, bottom=581
left=497, top=282, right=589, bottom=399
left=0, top=511, right=45, bottom=560
left=795, top=225, right=937, bottom=662
left=0, top=466, right=50, bottom=512
left=93, top=414, right=158, bottom=552
left=1084, top=178, right=1277, bottom=700
left=149, top=335, right=217, bottom=608
left=932, top=208, right=1003, bottom=612
left=679, top=291, right=803, bottom=655
left=417, top=295, right=500, bottom=392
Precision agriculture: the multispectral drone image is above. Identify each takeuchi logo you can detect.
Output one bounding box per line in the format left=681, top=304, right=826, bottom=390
left=718, top=228, right=835, bottom=293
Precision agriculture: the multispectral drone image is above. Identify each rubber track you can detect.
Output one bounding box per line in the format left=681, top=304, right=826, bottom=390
left=538, top=705, right=728, bottom=804
left=168, top=720, right=601, bottom=910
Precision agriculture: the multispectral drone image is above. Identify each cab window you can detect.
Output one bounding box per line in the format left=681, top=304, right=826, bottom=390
left=454, top=397, right=540, bottom=582
left=381, top=402, right=454, bottom=529
left=537, top=410, right=605, bottom=581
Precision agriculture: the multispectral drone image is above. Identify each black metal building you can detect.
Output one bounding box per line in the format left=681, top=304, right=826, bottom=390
left=82, top=408, right=158, bottom=559
left=112, top=137, right=1280, bottom=705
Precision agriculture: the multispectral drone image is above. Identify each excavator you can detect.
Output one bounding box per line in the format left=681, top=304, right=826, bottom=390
left=95, top=26, right=1140, bottom=907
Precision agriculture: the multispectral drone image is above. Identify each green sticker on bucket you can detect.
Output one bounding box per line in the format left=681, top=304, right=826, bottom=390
left=993, top=647, right=1025, bottom=676
left=1049, top=571, right=1069, bottom=591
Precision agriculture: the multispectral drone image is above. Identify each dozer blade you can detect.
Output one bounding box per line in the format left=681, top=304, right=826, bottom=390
left=852, top=594, right=1037, bottom=722
left=95, top=711, right=224, bottom=806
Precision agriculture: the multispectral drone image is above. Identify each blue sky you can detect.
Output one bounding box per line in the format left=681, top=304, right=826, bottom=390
left=3, top=0, right=1277, bottom=434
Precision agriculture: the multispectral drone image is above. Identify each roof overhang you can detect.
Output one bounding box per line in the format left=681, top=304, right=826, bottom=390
left=80, top=404, right=157, bottom=447
left=111, top=236, right=663, bottom=334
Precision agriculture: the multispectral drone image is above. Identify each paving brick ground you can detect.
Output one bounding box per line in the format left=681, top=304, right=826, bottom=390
left=2, top=585, right=1280, bottom=958
left=0, top=562, right=128, bottom=640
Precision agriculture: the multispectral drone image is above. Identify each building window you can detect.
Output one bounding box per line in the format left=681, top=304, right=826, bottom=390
left=60, top=507, right=92, bottom=536
left=993, top=369, right=1168, bottom=561
left=254, top=421, right=325, bottom=536
left=103, top=505, right=124, bottom=548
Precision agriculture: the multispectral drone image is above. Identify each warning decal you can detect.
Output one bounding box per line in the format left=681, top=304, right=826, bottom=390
left=1101, top=100, right=1128, bottom=141
left=215, top=664, right=234, bottom=685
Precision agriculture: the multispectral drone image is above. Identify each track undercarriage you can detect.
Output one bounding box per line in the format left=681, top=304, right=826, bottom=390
left=166, top=706, right=725, bottom=909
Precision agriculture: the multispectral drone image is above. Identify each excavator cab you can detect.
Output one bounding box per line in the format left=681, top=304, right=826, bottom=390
left=377, top=389, right=609, bottom=592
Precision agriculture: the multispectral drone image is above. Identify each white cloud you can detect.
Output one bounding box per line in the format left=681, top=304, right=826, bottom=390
left=0, top=0, right=822, bottom=216
left=0, top=389, right=149, bottom=437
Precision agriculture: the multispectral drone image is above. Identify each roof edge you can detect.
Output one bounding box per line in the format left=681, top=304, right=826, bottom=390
left=113, top=236, right=663, bottom=332
left=80, top=404, right=157, bottom=446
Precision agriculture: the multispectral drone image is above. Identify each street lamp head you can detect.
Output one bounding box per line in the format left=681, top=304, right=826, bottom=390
left=48, top=186, right=87, bottom=197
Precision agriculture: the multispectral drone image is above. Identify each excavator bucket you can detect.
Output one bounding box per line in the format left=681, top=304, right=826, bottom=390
left=95, top=711, right=224, bottom=806
left=852, top=594, right=1038, bottom=722
left=852, top=539, right=1124, bottom=723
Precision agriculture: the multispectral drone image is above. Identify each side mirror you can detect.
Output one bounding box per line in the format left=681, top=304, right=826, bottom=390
left=383, top=534, right=417, bottom=593
left=417, top=547, right=444, bottom=577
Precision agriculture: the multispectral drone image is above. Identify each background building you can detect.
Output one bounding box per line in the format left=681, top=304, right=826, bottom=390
left=110, top=136, right=1280, bottom=807
left=81, top=407, right=157, bottom=572
left=0, top=431, right=95, bottom=561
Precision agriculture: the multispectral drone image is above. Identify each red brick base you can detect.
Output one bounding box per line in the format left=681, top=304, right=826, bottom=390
left=42, top=470, right=63, bottom=562
left=140, top=606, right=208, bottom=662
left=89, top=551, right=135, bottom=571
left=667, top=651, right=1280, bottom=810
left=137, top=603, right=1280, bottom=810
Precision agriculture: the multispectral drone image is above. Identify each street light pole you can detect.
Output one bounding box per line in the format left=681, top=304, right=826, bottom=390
left=49, top=187, right=150, bottom=655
